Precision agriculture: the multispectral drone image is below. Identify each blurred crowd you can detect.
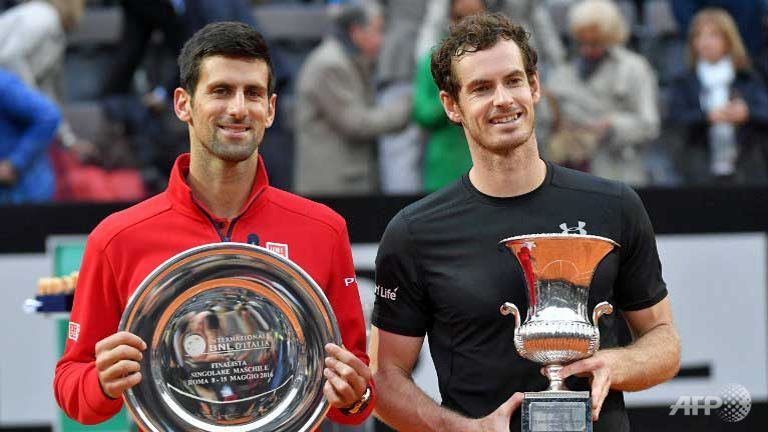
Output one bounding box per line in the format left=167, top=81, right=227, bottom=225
left=2, top=0, right=768, bottom=204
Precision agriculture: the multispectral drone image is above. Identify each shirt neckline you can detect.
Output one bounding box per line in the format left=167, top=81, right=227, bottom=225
left=461, top=160, right=553, bottom=207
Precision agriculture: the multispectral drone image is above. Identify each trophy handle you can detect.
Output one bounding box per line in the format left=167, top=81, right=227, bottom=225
left=500, top=302, right=521, bottom=329
left=592, top=301, right=614, bottom=326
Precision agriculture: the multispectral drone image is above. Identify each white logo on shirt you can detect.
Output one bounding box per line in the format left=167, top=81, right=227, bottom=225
left=375, top=285, right=398, bottom=301
left=560, top=221, right=587, bottom=235
left=344, top=277, right=356, bottom=287
left=68, top=322, right=80, bottom=341
left=266, top=242, right=289, bottom=259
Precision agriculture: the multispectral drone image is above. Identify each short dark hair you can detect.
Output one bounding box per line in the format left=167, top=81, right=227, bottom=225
left=431, top=12, right=538, bottom=100
left=178, top=21, right=275, bottom=96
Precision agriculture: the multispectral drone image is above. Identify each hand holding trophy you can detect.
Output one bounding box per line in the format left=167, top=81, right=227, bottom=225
left=499, top=234, right=618, bottom=432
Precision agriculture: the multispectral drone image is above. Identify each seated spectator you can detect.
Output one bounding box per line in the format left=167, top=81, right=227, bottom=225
left=294, top=3, right=410, bottom=196
left=546, top=0, right=659, bottom=186
left=0, top=0, right=83, bottom=100
left=413, top=0, right=485, bottom=192
left=0, top=69, right=60, bottom=204
left=668, top=8, right=768, bottom=184
left=0, top=0, right=91, bottom=158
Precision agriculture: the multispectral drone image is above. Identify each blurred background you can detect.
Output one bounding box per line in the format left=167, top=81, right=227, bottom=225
left=0, top=0, right=766, bottom=431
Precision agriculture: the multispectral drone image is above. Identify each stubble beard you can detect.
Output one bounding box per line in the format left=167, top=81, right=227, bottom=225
left=474, top=119, right=536, bottom=158
left=206, top=128, right=260, bottom=163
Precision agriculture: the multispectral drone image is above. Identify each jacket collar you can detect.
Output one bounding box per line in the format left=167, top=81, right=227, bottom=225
left=166, top=153, right=270, bottom=220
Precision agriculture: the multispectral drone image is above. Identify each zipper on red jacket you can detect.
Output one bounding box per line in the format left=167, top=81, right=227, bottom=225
left=223, top=214, right=242, bottom=242
left=192, top=198, right=229, bottom=241
left=190, top=189, right=265, bottom=242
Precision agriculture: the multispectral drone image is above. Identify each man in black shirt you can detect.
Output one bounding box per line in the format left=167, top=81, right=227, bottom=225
left=370, top=12, right=681, bottom=432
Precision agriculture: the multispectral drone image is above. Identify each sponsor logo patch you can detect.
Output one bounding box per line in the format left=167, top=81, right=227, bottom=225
left=266, top=242, right=289, bottom=259
left=559, top=221, right=587, bottom=235
left=68, top=322, right=80, bottom=341
left=375, top=285, right=398, bottom=301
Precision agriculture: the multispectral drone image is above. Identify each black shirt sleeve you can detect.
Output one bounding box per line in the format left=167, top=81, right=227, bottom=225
left=614, top=185, right=668, bottom=311
left=372, top=210, right=430, bottom=336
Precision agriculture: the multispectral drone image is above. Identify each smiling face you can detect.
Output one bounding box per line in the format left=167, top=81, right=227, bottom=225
left=174, top=55, right=276, bottom=164
left=439, top=39, right=540, bottom=157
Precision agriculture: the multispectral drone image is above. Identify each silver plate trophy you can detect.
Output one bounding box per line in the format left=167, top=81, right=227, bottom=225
left=499, top=234, right=619, bottom=432
left=119, top=243, right=341, bottom=432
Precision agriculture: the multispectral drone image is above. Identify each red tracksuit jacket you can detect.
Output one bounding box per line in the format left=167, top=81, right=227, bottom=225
left=54, top=153, right=374, bottom=427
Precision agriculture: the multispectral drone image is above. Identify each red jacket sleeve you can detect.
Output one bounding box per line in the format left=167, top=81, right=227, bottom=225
left=53, top=233, right=124, bottom=424
left=323, top=222, right=375, bottom=425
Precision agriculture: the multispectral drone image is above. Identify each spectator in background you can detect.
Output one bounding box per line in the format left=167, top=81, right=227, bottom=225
left=184, top=0, right=259, bottom=32
left=546, top=0, right=659, bottom=186
left=96, top=0, right=187, bottom=192
left=0, top=69, right=60, bottom=204
left=294, top=3, right=410, bottom=196
left=376, top=0, right=429, bottom=195
left=92, top=0, right=188, bottom=194
left=100, top=0, right=187, bottom=100
left=100, top=0, right=296, bottom=192
left=0, top=0, right=83, bottom=100
left=668, top=8, right=768, bottom=184
left=413, top=0, right=486, bottom=192
left=0, top=0, right=90, bottom=157
left=671, top=0, right=766, bottom=60
left=103, top=0, right=280, bottom=107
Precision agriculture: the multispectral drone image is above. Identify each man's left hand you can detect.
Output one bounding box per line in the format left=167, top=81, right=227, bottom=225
left=323, top=343, right=372, bottom=409
left=555, top=350, right=619, bottom=421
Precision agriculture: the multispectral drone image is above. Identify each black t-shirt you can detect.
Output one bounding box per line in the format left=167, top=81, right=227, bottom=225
left=373, top=162, right=668, bottom=432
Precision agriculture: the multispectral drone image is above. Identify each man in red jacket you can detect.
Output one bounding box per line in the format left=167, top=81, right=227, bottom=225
left=54, top=22, right=374, bottom=427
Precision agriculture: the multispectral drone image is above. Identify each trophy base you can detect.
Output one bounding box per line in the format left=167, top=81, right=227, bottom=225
left=521, top=391, right=592, bottom=432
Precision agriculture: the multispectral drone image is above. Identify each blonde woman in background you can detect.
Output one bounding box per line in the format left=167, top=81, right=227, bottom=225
left=668, top=8, right=768, bottom=184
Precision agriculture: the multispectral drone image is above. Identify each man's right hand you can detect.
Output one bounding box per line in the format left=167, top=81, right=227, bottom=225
left=473, top=392, right=524, bottom=431
left=95, top=331, right=147, bottom=399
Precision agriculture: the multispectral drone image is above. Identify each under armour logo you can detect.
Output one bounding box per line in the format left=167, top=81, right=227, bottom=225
left=560, top=221, right=587, bottom=235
